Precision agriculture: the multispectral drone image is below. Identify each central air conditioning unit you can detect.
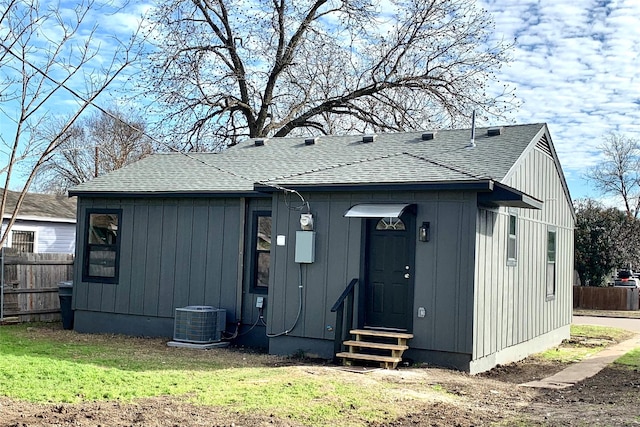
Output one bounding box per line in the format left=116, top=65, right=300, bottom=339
left=173, top=306, right=226, bottom=344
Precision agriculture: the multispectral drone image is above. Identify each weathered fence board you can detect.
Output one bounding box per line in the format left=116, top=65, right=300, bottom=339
left=573, top=286, right=640, bottom=311
left=1, top=252, right=74, bottom=322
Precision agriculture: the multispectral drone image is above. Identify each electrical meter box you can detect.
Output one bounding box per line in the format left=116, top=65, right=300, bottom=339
left=295, top=231, right=316, bottom=263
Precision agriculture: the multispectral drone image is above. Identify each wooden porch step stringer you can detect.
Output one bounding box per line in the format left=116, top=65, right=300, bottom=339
left=337, top=329, right=413, bottom=369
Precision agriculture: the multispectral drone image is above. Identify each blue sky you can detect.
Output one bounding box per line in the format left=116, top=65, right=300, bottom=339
left=479, top=0, right=640, bottom=204
left=3, top=0, right=639, bottom=204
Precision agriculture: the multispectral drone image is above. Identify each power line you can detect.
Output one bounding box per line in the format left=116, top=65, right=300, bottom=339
left=0, top=41, right=310, bottom=209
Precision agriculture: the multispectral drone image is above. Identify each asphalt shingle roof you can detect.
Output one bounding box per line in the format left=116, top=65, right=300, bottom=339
left=2, top=189, right=77, bottom=220
left=69, top=124, right=546, bottom=195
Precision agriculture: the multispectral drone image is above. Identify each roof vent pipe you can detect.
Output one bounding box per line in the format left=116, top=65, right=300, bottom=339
left=304, top=137, right=317, bottom=145
left=254, top=139, right=267, bottom=146
left=467, top=111, right=476, bottom=148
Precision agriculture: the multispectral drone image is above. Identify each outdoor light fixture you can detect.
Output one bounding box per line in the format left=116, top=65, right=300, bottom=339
left=419, top=222, right=430, bottom=242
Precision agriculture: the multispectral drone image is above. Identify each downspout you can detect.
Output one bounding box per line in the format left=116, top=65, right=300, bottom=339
left=235, top=197, right=246, bottom=323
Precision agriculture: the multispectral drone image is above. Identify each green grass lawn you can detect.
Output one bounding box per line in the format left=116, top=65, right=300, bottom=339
left=615, top=348, right=640, bottom=369
left=0, top=324, right=407, bottom=425
left=535, top=324, right=638, bottom=364
left=1, top=322, right=638, bottom=425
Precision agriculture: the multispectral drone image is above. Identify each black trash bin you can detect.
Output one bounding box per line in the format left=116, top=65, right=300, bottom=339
left=58, top=281, right=74, bottom=330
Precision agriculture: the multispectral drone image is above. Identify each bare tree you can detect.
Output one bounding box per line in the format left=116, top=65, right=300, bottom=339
left=586, top=133, right=640, bottom=218
left=144, top=0, right=516, bottom=151
left=35, top=107, right=155, bottom=194
left=0, top=0, right=141, bottom=247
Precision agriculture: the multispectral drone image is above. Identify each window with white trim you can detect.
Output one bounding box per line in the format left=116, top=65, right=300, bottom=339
left=506, top=213, right=517, bottom=265
left=546, top=228, right=557, bottom=299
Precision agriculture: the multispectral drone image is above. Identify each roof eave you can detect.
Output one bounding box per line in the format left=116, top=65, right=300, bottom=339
left=477, top=183, right=543, bottom=209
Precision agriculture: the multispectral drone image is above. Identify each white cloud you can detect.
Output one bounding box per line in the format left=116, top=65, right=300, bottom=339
left=3, top=0, right=639, bottom=202
left=480, top=0, right=640, bottom=200
left=98, top=3, right=154, bottom=35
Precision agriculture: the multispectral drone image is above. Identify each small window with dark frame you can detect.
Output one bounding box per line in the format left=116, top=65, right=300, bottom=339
left=253, top=212, right=272, bottom=290
left=376, top=217, right=406, bottom=230
left=546, top=229, right=557, bottom=299
left=83, top=209, right=121, bottom=283
left=11, top=230, right=35, bottom=253
left=507, top=213, right=517, bottom=265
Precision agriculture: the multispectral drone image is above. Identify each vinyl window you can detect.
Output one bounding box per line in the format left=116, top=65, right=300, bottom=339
left=252, top=211, right=271, bottom=292
left=506, top=213, right=517, bottom=266
left=83, top=209, right=121, bottom=284
left=546, top=228, right=557, bottom=299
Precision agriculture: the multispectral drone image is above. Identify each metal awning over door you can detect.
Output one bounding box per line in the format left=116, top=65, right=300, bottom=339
left=343, top=203, right=415, bottom=218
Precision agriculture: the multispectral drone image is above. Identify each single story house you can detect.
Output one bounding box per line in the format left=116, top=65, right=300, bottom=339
left=2, top=189, right=77, bottom=254
left=68, top=123, right=574, bottom=373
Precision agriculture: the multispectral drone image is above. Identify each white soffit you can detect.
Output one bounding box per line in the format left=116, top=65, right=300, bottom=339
left=343, top=203, right=412, bottom=218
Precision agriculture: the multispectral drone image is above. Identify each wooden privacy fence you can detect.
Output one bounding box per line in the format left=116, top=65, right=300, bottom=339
left=573, top=285, right=640, bottom=311
left=1, top=251, right=74, bottom=323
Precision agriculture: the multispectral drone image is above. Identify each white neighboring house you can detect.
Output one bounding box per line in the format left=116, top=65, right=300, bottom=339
left=1, top=189, right=76, bottom=254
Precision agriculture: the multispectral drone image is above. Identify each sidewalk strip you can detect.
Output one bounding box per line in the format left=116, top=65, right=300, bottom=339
left=520, top=335, right=640, bottom=389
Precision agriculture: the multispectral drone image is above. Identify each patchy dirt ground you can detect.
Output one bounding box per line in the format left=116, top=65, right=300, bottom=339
left=1, top=356, right=639, bottom=427
left=1, top=323, right=639, bottom=427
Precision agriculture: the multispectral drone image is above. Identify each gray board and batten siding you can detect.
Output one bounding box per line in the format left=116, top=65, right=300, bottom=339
left=69, top=123, right=574, bottom=373
left=266, top=190, right=478, bottom=366
left=72, top=189, right=481, bottom=366
left=73, top=197, right=243, bottom=336
left=471, top=130, right=574, bottom=373
left=73, top=195, right=273, bottom=340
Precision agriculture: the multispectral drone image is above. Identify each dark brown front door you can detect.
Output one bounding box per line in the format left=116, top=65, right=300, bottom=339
left=364, top=213, right=415, bottom=330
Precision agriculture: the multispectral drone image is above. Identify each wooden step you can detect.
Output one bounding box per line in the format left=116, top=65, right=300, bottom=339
left=336, top=352, right=402, bottom=364
left=350, top=329, right=413, bottom=340
left=343, top=340, right=408, bottom=351
left=338, top=329, right=413, bottom=369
